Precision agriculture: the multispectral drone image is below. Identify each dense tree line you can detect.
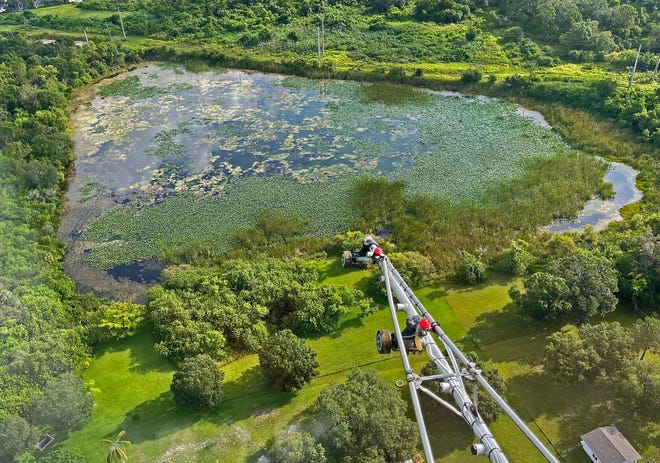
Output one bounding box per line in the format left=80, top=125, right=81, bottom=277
left=148, top=258, right=373, bottom=364
left=544, top=319, right=660, bottom=419
left=510, top=250, right=619, bottom=324
left=0, top=35, right=139, bottom=461
left=507, top=214, right=659, bottom=320
left=495, top=0, right=660, bottom=53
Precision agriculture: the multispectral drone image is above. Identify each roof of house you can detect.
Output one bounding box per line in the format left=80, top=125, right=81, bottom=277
left=581, top=426, right=642, bottom=463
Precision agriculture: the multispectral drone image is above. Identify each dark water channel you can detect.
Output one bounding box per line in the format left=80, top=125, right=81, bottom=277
left=105, top=258, right=166, bottom=284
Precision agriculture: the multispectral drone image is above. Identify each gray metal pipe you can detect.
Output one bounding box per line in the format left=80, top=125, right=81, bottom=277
left=382, top=260, right=435, bottom=462
left=379, top=257, right=508, bottom=463
left=382, top=258, right=560, bottom=463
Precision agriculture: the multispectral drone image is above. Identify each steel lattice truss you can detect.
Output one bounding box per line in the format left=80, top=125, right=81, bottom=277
left=373, top=254, right=560, bottom=463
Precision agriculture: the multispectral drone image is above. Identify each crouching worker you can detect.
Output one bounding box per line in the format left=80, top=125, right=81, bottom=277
left=342, top=236, right=382, bottom=268
left=358, top=236, right=379, bottom=257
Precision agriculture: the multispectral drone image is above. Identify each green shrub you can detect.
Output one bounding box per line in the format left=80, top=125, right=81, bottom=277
left=171, top=354, right=224, bottom=408
left=597, top=182, right=615, bottom=200
left=271, top=432, right=326, bottom=463
left=259, top=330, right=319, bottom=393
left=42, top=449, right=86, bottom=463
left=460, top=68, right=482, bottom=83
left=455, top=249, right=487, bottom=285
left=98, top=302, right=146, bottom=341
left=389, top=251, right=436, bottom=287
left=497, top=240, right=535, bottom=276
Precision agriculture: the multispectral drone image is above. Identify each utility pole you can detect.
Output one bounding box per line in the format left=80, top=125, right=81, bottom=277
left=652, top=53, right=660, bottom=82
left=117, top=7, right=126, bottom=40
left=83, top=28, right=89, bottom=43
left=317, top=0, right=325, bottom=64
left=321, top=15, right=325, bottom=57
left=628, top=44, right=642, bottom=88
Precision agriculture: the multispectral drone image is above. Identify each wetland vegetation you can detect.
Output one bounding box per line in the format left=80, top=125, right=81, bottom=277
left=63, top=65, right=612, bottom=291
left=1, top=0, right=659, bottom=462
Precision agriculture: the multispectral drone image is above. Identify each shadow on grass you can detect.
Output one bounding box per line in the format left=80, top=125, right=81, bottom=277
left=110, top=365, right=298, bottom=447
left=469, top=303, right=560, bottom=359
left=222, top=365, right=267, bottom=400
left=316, top=258, right=373, bottom=293
left=215, top=365, right=297, bottom=425
left=93, top=327, right=173, bottom=375
left=422, top=287, right=448, bottom=300
left=503, top=370, right=638, bottom=441
left=329, top=315, right=364, bottom=339
left=212, top=389, right=297, bottom=429
left=553, top=399, right=622, bottom=450
left=421, top=398, right=475, bottom=458
left=108, top=390, right=202, bottom=444
left=471, top=302, right=536, bottom=344
left=504, top=371, right=572, bottom=421
left=552, top=387, right=659, bottom=455
left=127, top=341, right=174, bottom=375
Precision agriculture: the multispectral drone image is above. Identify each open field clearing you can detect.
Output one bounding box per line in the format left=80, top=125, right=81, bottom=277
left=57, top=258, right=658, bottom=461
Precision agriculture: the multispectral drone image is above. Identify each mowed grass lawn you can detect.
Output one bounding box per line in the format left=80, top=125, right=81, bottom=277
left=57, top=259, right=658, bottom=462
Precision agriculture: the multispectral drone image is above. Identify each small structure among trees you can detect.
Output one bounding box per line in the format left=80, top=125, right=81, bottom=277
left=35, top=434, right=54, bottom=451
left=580, top=426, right=641, bottom=463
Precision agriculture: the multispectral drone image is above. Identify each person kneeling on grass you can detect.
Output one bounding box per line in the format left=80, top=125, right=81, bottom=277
left=358, top=236, right=379, bottom=257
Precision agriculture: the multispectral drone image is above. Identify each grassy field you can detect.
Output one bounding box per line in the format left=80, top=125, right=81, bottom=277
left=53, top=257, right=658, bottom=462
left=30, top=3, right=116, bottom=19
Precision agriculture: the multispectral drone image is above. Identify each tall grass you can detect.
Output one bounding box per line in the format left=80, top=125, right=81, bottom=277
left=534, top=103, right=660, bottom=214
left=354, top=152, right=608, bottom=274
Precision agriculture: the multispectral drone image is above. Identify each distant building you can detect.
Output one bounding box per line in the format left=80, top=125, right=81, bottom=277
left=581, top=426, right=642, bottom=463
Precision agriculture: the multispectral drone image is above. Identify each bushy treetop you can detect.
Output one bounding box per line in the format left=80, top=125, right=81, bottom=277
left=259, top=329, right=319, bottom=393
left=314, top=368, right=419, bottom=463
left=170, top=354, right=225, bottom=409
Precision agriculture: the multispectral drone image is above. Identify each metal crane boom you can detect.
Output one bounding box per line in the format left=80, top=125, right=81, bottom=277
left=373, top=254, right=560, bottom=463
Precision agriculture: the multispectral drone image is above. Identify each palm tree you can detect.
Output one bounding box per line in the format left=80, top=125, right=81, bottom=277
left=102, top=430, right=131, bottom=463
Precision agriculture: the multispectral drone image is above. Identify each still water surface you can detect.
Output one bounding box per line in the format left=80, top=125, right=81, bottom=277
left=60, top=64, right=641, bottom=298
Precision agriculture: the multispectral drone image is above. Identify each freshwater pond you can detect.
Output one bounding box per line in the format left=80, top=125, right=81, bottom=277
left=59, top=64, right=640, bottom=299
left=544, top=161, right=642, bottom=233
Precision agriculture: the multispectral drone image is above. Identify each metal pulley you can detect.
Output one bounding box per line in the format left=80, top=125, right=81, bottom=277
left=376, top=329, right=423, bottom=355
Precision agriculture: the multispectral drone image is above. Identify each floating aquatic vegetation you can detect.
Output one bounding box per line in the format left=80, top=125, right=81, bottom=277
left=78, top=182, right=104, bottom=202
left=68, top=65, right=577, bottom=269
left=97, top=76, right=168, bottom=99
left=83, top=176, right=355, bottom=269
left=146, top=125, right=190, bottom=157
left=359, top=82, right=433, bottom=106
